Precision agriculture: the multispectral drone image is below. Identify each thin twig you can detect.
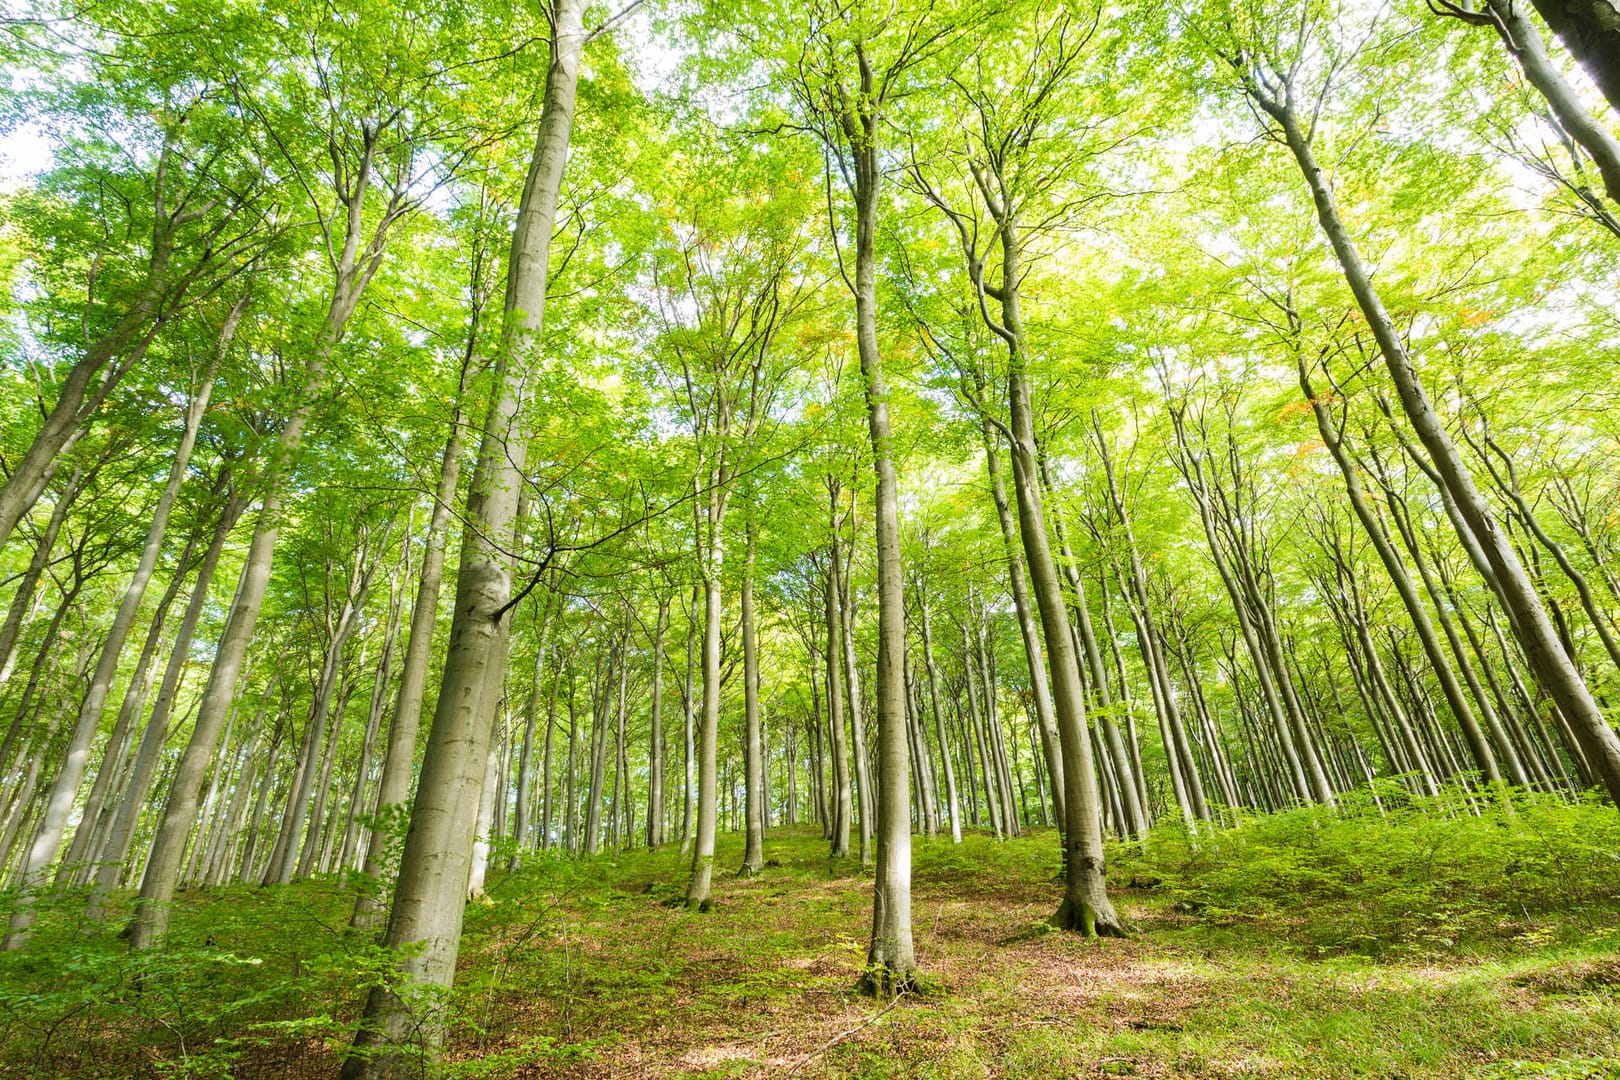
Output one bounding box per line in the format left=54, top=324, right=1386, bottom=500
left=781, top=991, right=909, bottom=1077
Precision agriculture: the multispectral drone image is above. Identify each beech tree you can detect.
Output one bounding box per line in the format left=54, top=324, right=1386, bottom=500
left=3, top=0, right=1620, bottom=1069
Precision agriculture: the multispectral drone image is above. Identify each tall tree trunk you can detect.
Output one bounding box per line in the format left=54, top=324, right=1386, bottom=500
left=129, top=99, right=408, bottom=950
left=1099, top=579, right=1152, bottom=823
left=5, top=321, right=232, bottom=947
left=584, top=648, right=611, bottom=855
left=839, top=504, right=874, bottom=864
left=1517, top=0, right=1620, bottom=125
left=63, top=494, right=211, bottom=883
left=267, top=573, right=372, bottom=886
left=511, top=591, right=553, bottom=866
left=466, top=709, right=503, bottom=899
left=646, top=595, right=668, bottom=847
left=825, top=499, right=853, bottom=858
left=919, top=592, right=961, bottom=843
left=681, top=583, right=698, bottom=851
left=86, top=486, right=246, bottom=916
left=842, top=75, right=916, bottom=993
left=963, top=621, right=1002, bottom=836
left=540, top=666, right=559, bottom=850
left=981, top=426, right=1066, bottom=832
left=342, top=5, right=585, bottom=1069
left=299, top=646, right=364, bottom=880
left=740, top=524, right=765, bottom=876
left=685, top=508, right=725, bottom=907
left=1042, top=459, right=1147, bottom=837
left=351, top=416, right=464, bottom=929
left=1163, top=408, right=1321, bottom=804
left=969, top=204, right=1121, bottom=932
left=1247, top=77, right=1620, bottom=804
left=340, top=556, right=407, bottom=874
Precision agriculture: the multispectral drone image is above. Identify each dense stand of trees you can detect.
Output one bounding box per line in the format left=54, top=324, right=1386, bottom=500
left=2, top=0, right=1620, bottom=1070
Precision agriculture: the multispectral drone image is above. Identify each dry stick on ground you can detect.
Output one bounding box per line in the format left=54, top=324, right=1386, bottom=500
left=781, top=991, right=910, bottom=1078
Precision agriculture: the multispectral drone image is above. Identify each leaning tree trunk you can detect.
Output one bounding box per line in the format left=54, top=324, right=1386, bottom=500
left=4, top=318, right=232, bottom=948
left=342, top=5, right=585, bottom=1072
left=62, top=523, right=197, bottom=884
left=0, top=224, right=178, bottom=552
left=0, top=468, right=85, bottom=690
left=86, top=484, right=246, bottom=916
left=1519, top=0, right=1620, bottom=121
left=130, top=286, right=381, bottom=948
left=1250, top=79, right=1620, bottom=806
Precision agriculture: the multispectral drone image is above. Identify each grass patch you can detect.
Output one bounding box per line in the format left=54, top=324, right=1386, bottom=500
left=0, top=798, right=1616, bottom=1077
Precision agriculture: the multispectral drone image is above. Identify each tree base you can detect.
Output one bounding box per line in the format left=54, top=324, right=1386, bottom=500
left=856, top=962, right=917, bottom=999
left=1050, top=896, right=1130, bottom=938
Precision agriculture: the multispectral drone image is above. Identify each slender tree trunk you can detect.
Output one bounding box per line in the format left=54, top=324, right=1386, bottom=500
left=740, top=525, right=765, bottom=876
left=351, top=416, right=464, bottom=928
left=1251, top=80, right=1620, bottom=804
left=466, top=709, right=503, bottom=899
left=1043, top=462, right=1147, bottom=837
left=647, top=595, right=668, bottom=847
left=825, top=509, right=853, bottom=858
left=681, top=583, right=698, bottom=851
left=842, top=82, right=915, bottom=992
left=540, top=665, right=559, bottom=850
left=840, top=519, right=874, bottom=864
left=341, top=556, right=407, bottom=873
left=511, top=593, right=553, bottom=866
left=0, top=468, right=85, bottom=691
left=268, top=576, right=371, bottom=886
left=64, top=499, right=209, bottom=883
left=686, top=473, right=726, bottom=906
left=5, top=329, right=231, bottom=947
left=583, top=648, right=610, bottom=854
left=299, top=648, right=364, bottom=880
left=963, top=622, right=1001, bottom=837
left=982, top=426, right=1066, bottom=831
left=85, top=487, right=246, bottom=916
left=975, top=207, right=1120, bottom=932
left=919, top=593, right=961, bottom=843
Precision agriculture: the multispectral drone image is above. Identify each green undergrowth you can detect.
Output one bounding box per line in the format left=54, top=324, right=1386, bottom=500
left=0, top=796, right=1615, bottom=1078
left=1121, top=788, right=1620, bottom=958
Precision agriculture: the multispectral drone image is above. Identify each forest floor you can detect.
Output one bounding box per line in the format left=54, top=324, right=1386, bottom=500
left=3, top=801, right=1620, bottom=1079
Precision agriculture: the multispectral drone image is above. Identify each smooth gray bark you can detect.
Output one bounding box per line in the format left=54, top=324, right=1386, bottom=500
left=342, top=4, right=586, bottom=1069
